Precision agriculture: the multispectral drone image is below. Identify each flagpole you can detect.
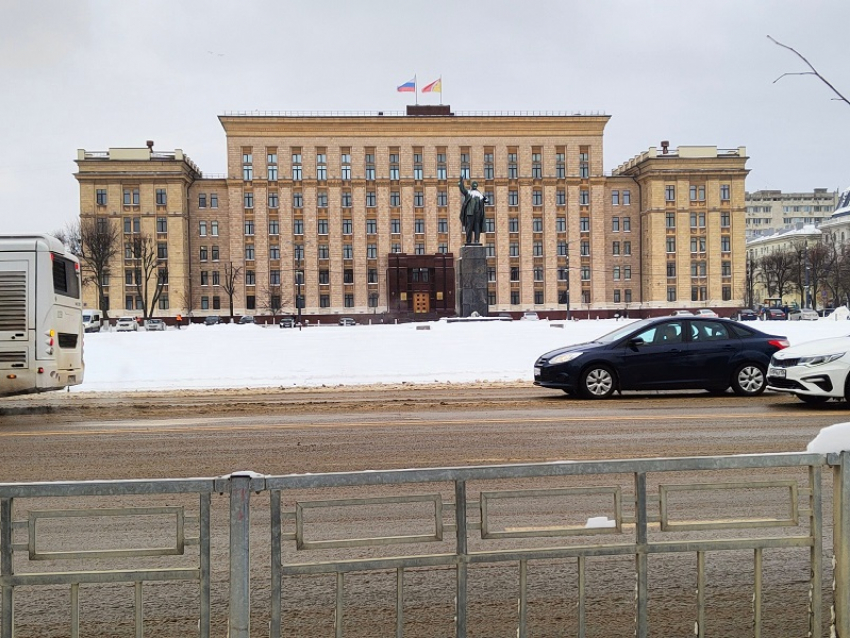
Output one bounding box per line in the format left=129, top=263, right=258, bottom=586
left=439, top=76, right=443, bottom=105
left=415, top=74, right=418, bottom=106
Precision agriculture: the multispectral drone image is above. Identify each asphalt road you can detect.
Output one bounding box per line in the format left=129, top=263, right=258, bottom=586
left=0, top=385, right=846, bottom=637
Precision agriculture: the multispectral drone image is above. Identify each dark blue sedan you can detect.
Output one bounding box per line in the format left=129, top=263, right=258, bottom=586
left=534, top=317, right=789, bottom=399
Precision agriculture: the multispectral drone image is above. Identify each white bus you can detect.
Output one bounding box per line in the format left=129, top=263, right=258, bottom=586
left=0, top=235, right=84, bottom=396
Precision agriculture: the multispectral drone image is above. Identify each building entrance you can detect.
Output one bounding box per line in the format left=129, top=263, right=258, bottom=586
left=413, top=292, right=430, bottom=314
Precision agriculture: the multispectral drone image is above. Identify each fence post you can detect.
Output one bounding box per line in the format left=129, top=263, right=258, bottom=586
left=224, top=471, right=264, bottom=638
left=834, top=451, right=850, bottom=638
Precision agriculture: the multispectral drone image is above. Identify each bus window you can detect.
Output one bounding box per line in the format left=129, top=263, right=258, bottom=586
left=52, top=254, right=80, bottom=299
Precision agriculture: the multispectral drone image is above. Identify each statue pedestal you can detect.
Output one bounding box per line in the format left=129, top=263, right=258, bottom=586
left=455, top=245, right=488, bottom=317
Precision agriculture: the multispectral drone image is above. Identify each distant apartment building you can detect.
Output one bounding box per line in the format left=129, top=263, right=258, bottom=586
left=74, top=108, right=750, bottom=321
left=745, top=188, right=838, bottom=239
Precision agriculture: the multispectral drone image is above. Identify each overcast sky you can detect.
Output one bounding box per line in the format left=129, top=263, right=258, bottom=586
left=2, top=0, right=849, bottom=235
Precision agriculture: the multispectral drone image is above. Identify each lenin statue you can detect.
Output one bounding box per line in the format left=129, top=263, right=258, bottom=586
left=458, top=177, right=487, bottom=245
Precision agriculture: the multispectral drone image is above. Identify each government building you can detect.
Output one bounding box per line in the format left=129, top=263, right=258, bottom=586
left=74, top=107, right=749, bottom=322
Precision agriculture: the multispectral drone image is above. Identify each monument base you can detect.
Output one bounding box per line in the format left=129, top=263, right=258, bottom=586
left=455, top=244, right=488, bottom=317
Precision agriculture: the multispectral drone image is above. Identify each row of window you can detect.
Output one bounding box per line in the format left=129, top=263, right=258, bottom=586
left=665, top=184, right=731, bottom=202
left=123, top=217, right=169, bottom=234
left=198, top=293, right=380, bottom=311
left=666, top=261, right=733, bottom=277
left=125, top=295, right=170, bottom=311
left=665, top=237, right=732, bottom=253
left=123, top=242, right=169, bottom=260
left=243, top=147, right=593, bottom=183
left=98, top=189, right=170, bottom=207
left=665, top=212, right=732, bottom=228
left=667, top=286, right=733, bottom=302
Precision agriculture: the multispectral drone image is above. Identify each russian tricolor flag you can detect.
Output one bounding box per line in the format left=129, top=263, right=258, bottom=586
left=397, top=77, right=416, bottom=93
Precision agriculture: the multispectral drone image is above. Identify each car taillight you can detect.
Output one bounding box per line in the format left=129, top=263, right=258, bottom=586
left=768, top=339, right=790, bottom=350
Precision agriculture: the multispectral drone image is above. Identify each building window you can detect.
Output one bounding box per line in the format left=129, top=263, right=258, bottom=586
left=158, top=294, right=169, bottom=310
left=531, top=152, right=542, bottom=179
left=579, top=150, right=589, bottom=178
left=507, top=152, right=518, bottom=179
left=556, top=189, right=566, bottom=206
left=509, top=217, right=519, bottom=233
left=343, top=244, right=353, bottom=260
left=666, top=237, right=676, bottom=253
left=691, top=261, right=707, bottom=277
left=532, top=218, right=543, bottom=232
left=341, top=152, right=351, bottom=181
left=363, top=218, right=375, bottom=235
left=317, top=219, right=329, bottom=235
left=689, top=185, right=706, bottom=202
left=343, top=269, right=354, bottom=284
left=510, top=267, right=520, bottom=282
left=392, top=243, right=402, bottom=253
left=486, top=243, right=496, bottom=257
left=246, top=270, right=255, bottom=285
left=623, top=217, right=631, bottom=232
left=691, top=286, right=707, bottom=302
left=532, top=189, right=543, bottom=206
left=244, top=192, right=254, bottom=209
left=437, top=190, right=448, bottom=207
left=665, top=185, right=676, bottom=202
left=558, top=268, right=568, bottom=281
left=413, top=152, right=423, bottom=180
left=96, top=189, right=107, bottom=206
left=625, top=289, right=632, bottom=303
left=389, top=152, right=400, bottom=181
left=391, top=219, right=401, bottom=234
left=244, top=220, right=254, bottom=236
left=365, top=152, right=375, bottom=181
left=200, top=246, right=208, bottom=261
left=613, top=241, right=620, bottom=255
left=242, top=153, right=253, bottom=181
left=294, top=244, right=304, bottom=261
left=316, top=152, right=327, bottom=181
left=201, top=297, right=209, bottom=310
left=245, top=244, right=255, bottom=261
left=415, top=218, right=425, bottom=234
left=720, top=184, right=731, bottom=201
left=580, top=240, right=590, bottom=257
left=624, top=241, right=631, bottom=256
left=624, top=266, right=631, bottom=280
left=612, top=217, right=620, bottom=232
left=210, top=194, right=218, bottom=208
left=488, top=267, right=496, bottom=282
left=156, top=188, right=167, bottom=206
left=268, top=192, right=279, bottom=209
left=367, top=244, right=377, bottom=259
left=415, top=243, right=425, bottom=255
left=558, top=241, right=568, bottom=257
left=484, top=217, right=495, bottom=233
left=292, top=152, right=302, bottom=181
left=614, top=289, right=621, bottom=303
left=581, top=266, right=590, bottom=281
left=509, top=242, right=519, bottom=257
left=484, top=152, right=494, bottom=180
left=721, top=212, right=730, bottom=227
left=157, top=242, right=168, bottom=259
left=438, top=218, right=449, bottom=233
left=270, top=245, right=280, bottom=260
left=200, top=271, right=209, bottom=286
left=211, top=245, right=219, bottom=261
left=533, top=267, right=543, bottom=282
left=369, top=293, right=379, bottom=308
left=722, top=285, right=732, bottom=301
left=667, top=287, right=677, bottom=302
left=414, top=191, right=424, bottom=208
left=579, top=189, right=589, bottom=206
left=555, top=151, right=566, bottom=179
left=293, top=192, right=304, bottom=209
left=199, top=194, right=207, bottom=208
left=199, top=221, right=207, bottom=236
left=368, top=268, right=378, bottom=284
left=690, top=237, right=706, bottom=253
left=666, top=212, right=676, bottom=228
left=612, top=190, right=620, bottom=206
left=508, top=190, right=519, bottom=206
left=319, top=294, right=330, bottom=308
left=556, top=217, right=567, bottom=232
left=623, top=190, right=631, bottom=205
left=318, top=244, right=329, bottom=260
left=722, top=261, right=731, bottom=277
left=390, top=191, right=401, bottom=207
left=319, top=270, right=330, bottom=285
left=366, top=191, right=377, bottom=207
left=267, top=152, right=278, bottom=181
left=317, top=191, right=328, bottom=208
left=533, top=241, right=543, bottom=257
left=123, top=188, right=140, bottom=206
left=293, top=219, right=303, bottom=235
left=156, top=217, right=167, bottom=233
left=460, top=151, right=470, bottom=179
left=690, top=213, right=706, bottom=228
left=721, top=236, right=731, bottom=252
left=580, top=217, right=590, bottom=232
left=269, top=220, right=279, bottom=235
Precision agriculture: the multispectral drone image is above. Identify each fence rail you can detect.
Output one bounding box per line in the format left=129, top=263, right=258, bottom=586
left=2, top=452, right=850, bottom=637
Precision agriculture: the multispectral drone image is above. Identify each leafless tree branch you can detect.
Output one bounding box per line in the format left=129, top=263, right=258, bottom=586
left=768, top=35, right=850, bottom=106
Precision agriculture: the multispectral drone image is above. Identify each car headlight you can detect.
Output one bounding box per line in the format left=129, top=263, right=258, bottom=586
left=548, top=351, right=584, bottom=365
left=798, top=352, right=845, bottom=367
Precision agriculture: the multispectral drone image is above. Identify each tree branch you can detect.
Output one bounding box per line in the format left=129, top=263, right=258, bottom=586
left=768, top=35, right=850, bottom=106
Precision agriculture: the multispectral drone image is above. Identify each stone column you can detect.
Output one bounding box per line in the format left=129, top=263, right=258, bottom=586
left=456, top=245, right=488, bottom=317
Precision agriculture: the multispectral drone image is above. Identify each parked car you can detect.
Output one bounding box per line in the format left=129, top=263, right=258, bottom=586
left=339, top=317, right=356, bottom=326
left=497, top=313, right=513, bottom=321
left=238, top=315, right=255, bottom=324
left=787, top=308, right=819, bottom=321
left=521, top=311, right=540, bottom=321
left=115, top=316, right=139, bottom=332
left=694, top=309, right=718, bottom=318
left=731, top=309, right=758, bottom=322
left=534, top=316, right=789, bottom=399
left=279, top=316, right=296, bottom=328
left=762, top=307, right=786, bottom=321
left=671, top=310, right=694, bottom=316
left=204, top=316, right=221, bottom=326
left=144, top=318, right=166, bottom=331
left=768, top=335, right=850, bottom=404
left=82, top=309, right=103, bottom=333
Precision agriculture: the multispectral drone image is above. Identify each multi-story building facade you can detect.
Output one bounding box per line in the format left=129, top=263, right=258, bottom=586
left=74, top=108, right=750, bottom=321
left=745, top=188, right=838, bottom=239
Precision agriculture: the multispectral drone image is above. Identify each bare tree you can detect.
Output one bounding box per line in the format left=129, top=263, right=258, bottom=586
left=52, top=221, right=82, bottom=257
left=756, top=252, right=794, bottom=301
left=262, top=283, right=283, bottom=323
left=128, top=233, right=167, bottom=320
left=221, top=262, right=242, bottom=319
left=768, top=36, right=850, bottom=107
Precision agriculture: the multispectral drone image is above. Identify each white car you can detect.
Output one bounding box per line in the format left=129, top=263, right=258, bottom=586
left=115, top=316, right=139, bottom=332
left=767, top=336, right=850, bottom=404
left=145, top=318, right=166, bottom=331
left=695, top=309, right=719, bottom=318
left=787, top=308, right=819, bottom=321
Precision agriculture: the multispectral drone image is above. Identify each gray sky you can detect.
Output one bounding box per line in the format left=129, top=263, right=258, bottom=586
left=2, top=0, right=849, bottom=235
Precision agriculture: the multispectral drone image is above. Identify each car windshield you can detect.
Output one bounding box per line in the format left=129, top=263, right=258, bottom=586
left=593, top=318, right=655, bottom=344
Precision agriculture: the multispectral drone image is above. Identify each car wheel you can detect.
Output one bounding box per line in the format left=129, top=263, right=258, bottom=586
left=731, top=363, right=766, bottom=396
left=796, top=394, right=829, bottom=405
left=579, top=365, right=616, bottom=399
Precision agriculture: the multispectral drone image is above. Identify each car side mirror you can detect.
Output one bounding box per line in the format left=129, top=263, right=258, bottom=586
left=629, top=337, right=645, bottom=348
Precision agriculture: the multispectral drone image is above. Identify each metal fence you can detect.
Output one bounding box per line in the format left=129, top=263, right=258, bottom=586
left=2, top=453, right=850, bottom=638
